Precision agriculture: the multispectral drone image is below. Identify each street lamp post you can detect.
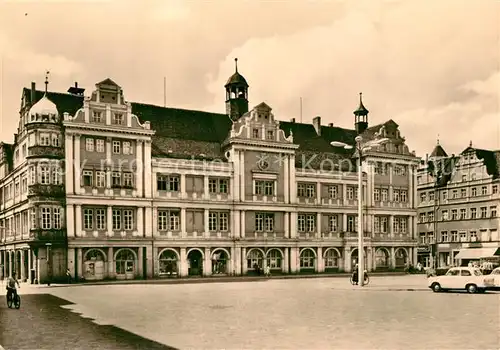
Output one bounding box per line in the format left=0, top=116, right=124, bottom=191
left=45, top=242, right=52, bottom=286
left=331, top=136, right=389, bottom=287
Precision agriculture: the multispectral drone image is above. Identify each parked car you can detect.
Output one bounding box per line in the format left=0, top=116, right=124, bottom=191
left=428, top=267, right=487, bottom=293
left=483, top=267, right=500, bottom=290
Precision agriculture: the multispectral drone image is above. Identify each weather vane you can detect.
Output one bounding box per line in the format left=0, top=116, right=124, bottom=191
left=44, top=70, right=50, bottom=93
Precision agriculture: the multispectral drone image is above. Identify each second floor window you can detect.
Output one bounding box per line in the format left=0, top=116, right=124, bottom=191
left=157, top=175, right=179, bottom=191
left=96, top=171, right=106, bottom=187
left=328, top=215, right=337, bottom=232
left=86, top=138, right=94, bottom=151
left=113, top=141, right=121, bottom=154
left=442, top=210, right=448, bottom=220
left=158, top=210, right=180, bottom=231
left=480, top=207, right=487, bottom=218
left=209, top=178, right=229, bottom=194
left=92, top=111, right=102, bottom=122
left=96, top=139, right=105, bottom=153
left=297, top=183, right=315, bottom=198
left=328, top=185, right=338, bottom=199
left=255, top=213, right=274, bottom=232
left=460, top=208, right=466, bottom=219
left=347, top=215, right=358, bottom=232
left=82, top=170, right=93, bottom=186
left=113, top=113, right=123, bottom=125
left=451, top=209, right=458, bottom=220
left=481, top=186, right=487, bottom=196
left=491, top=206, right=497, bottom=217
left=471, top=188, right=477, bottom=196
left=209, top=211, right=229, bottom=231
left=298, top=214, right=316, bottom=232
left=471, top=208, right=476, bottom=219
left=255, top=180, right=274, bottom=196
left=374, top=189, right=380, bottom=202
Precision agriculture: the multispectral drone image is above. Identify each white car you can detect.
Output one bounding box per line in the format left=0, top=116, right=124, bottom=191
left=428, top=267, right=487, bottom=293
left=483, top=267, right=500, bottom=290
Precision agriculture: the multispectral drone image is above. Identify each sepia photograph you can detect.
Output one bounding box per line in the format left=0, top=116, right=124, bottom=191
left=0, top=0, right=499, bottom=349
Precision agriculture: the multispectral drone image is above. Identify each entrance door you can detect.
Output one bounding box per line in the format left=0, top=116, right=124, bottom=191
left=188, top=250, right=203, bottom=276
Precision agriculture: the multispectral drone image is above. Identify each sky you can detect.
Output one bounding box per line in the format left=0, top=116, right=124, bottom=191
left=0, top=0, right=499, bottom=157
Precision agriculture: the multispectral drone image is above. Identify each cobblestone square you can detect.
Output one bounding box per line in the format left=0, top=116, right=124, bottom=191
left=2, top=276, right=498, bottom=349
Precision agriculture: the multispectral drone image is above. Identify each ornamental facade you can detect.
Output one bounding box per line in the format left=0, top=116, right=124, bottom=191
left=0, top=64, right=420, bottom=283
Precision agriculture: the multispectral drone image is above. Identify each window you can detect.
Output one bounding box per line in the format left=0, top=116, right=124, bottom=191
left=40, top=133, right=50, bottom=146
left=41, top=207, right=51, bottom=229
left=459, top=231, right=467, bottom=242
left=346, top=186, right=356, bottom=200
left=471, top=187, right=477, bottom=196
left=420, top=193, right=426, bottom=203
left=52, top=166, right=61, bottom=185
left=255, top=213, right=274, bottom=232
left=85, top=138, right=94, bottom=151
left=112, top=209, right=121, bottom=230
left=471, top=208, right=477, bottom=219
left=53, top=208, right=61, bottom=229
left=157, top=209, right=180, bottom=231
left=113, top=113, right=123, bottom=125
left=491, top=206, right=497, bottom=218
left=429, top=191, right=435, bottom=201
left=252, top=129, right=259, bottom=138
left=52, top=135, right=59, bottom=147
left=428, top=212, right=434, bottom=223
left=123, top=173, right=133, bottom=188
left=400, top=190, right=407, bottom=202
left=394, top=165, right=406, bottom=176
left=442, top=191, right=448, bottom=200
left=442, top=210, right=448, bottom=221
left=461, top=188, right=467, bottom=197
left=380, top=216, right=388, bottom=233
left=96, top=171, right=106, bottom=187
left=419, top=213, right=426, bottom=223
left=123, top=209, right=134, bottom=230
left=123, top=141, right=132, bottom=155
left=96, top=139, right=105, bottom=153
left=493, top=185, right=498, bottom=194
left=255, top=180, right=274, bottom=196
left=374, top=189, right=380, bottom=202
left=92, top=111, right=102, bottom=122
left=451, top=209, right=458, bottom=220
left=82, top=170, right=93, bottom=187
left=40, top=166, right=50, bottom=184
left=112, top=141, right=121, bottom=154
left=381, top=189, right=388, bottom=201
left=210, top=178, right=229, bottom=194
left=481, top=186, right=487, bottom=196
left=297, top=183, right=315, bottom=198
left=83, top=209, right=93, bottom=230
left=393, top=217, right=399, bottom=233
left=298, top=214, right=316, bottom=232
left=112, top=172, right=121, bottom=187
left=400, top=218, right=407, bottom=233
left=347, top=215, right=358, bottom=232
left=470, top=231, right=477, bottom=241
left=157, top=175, right=180, bottom=191
left=471, top=173, right=476, bottom=181
left=96, top=209, right=106, bottom=230
left=328, top=215, right=338, bottom=232
left=480, top=207, right=487, bottom=218
left=460, top=208, right=466, bottom=219
left=374, top=216, right=380, bottom=233
left=393, top=190, right=400, bottom=202
left=328, top=185, right=338, bottom=199
left=462, top=175, right=467, bottom=182
left=209, top=211, right=229, bottom=231
left=452, top=190, right=458, bottom=199
left=266, top=130, right=274, bottom=140
left=451, top=231, right=458, bottom=242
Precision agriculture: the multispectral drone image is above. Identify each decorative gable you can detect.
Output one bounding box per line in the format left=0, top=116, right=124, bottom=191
left=363, top=119, right=412, bottom=156
left=229, top=102, right=293, bottom=144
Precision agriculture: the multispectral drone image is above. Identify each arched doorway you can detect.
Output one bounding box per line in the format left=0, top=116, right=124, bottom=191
left=246, top=249, right=264, bottom=275
left=350, top=248, right=367, bottom=270
left=324, top=248, right=341, bottom=272
left=395, top=248, right=408, bottom=269
left=84, top=249, right=107, bottom=280
left=299, top=249, right=316, bottom=271
left=375, top=248, right=390, bottom=270
left=158, top=249, right=179, bottom=277
left=187, top=249, right=203, bottom=276
left=212, top=249, right=229, bottom=275
left=115, top=248, right=136, bottom=280
left=266, top=249, right=282, bottom=272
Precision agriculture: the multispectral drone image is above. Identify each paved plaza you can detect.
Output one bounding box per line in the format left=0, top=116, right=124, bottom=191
left=1, top=275, right=499, bottom=349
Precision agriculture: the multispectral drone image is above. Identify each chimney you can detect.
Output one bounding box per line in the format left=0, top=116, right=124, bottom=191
left=291, top=118, right=295, bottom=123
left=328, top=123, right=334, bottom=127
left=425, top=153, right=428, bottom=163
left=68, top=81, right=85, bottom=96
left=30, top=82, right=36, bottom=105
left=313, top=116, right=321, bottom=136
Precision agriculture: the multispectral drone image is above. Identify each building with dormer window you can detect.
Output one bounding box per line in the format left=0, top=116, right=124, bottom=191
left=1, top=62, right=420, bottom=283
left=417, top=140, right=500, bottom=268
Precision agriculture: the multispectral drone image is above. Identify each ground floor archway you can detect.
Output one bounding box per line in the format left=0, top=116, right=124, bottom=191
left=212, top=249, right=229, bottom=275
left=395, top=248, right=408, bottom=269
left=84, top=249, right=107, bottom=281
left=246, top=248, right=265, bottom=275
left=324, top=248, right=341, bottom=272
left=266, top=249, right=283, bottom=271
left=187, top=249, right=203, bottom=276
left=375, top=248, right=390, bottom=269
left=158, top=249, right=179, bottom=277
left=299, top=248, right=316, bottom=271
left=115, top=248, right=136, bottom=280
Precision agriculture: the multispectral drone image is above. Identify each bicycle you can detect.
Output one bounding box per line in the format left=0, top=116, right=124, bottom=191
left=350, top=271, right=370, bottom=286
left=6, top=290, right=21, bottom=309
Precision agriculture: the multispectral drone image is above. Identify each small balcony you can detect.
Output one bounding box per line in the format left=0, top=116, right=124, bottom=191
left=28, top=184, right=65, bottom=199
left=27, top=145, right=64, bottom=159
left=28, top=228, right=67, bottom=245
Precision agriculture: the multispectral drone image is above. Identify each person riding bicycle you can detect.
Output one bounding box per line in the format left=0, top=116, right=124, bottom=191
left=6, top=272, right=20, bottom=302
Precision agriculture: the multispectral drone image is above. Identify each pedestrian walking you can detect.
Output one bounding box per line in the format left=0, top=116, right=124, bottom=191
left=66, top=268, right=72, bottom=284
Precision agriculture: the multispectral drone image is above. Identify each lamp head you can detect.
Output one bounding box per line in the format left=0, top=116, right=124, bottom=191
left=355, top=136, right=362, bottom=143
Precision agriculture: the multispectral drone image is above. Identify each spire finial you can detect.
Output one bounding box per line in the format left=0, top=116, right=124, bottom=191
left=437, top=134, right=440, bottom=145
left=359, top=92, right=363, bottom=102
left=44, top=70, right=50, bottom=93
left=469, top=140, right=473, bottom=147
left=235, top=58, right=238, bottom=73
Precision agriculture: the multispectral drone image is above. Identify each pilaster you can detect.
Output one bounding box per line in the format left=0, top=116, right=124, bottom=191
left=144, top=207, right=152, bottom=237
left=233, top=210, right=240, bottom=238
left=284, top=212, right=290, bottom=238
left=138, top=247, right=143, bottom=277
left=74, top=134, right=81, bottom=192
left=316, top=182, right=321, bottom=204
left=316, top=213, right=321, bottom=238
left=107, top=247, right=114, bottom=279
left=180, top=248, right=187, bottom=277
left=107, top=206, right=113, bottom=237
left=284, top=155, right=289, bottom=203
left=65, top=134, right=74, bottom=194
left=204, top=247, right=212, bottom=277
left=241, top=247, right=247, bottom=274
left=77, top=248, right=83, bottom=279
left=105, top=104, right=111, bottom=125
left=203, top=175, right=209, bottom=200
left=240, top=152, right=245, bottom=201
left=316, top=247, right=323, bottom=273
left=283, top=248, right=289, bottom=273
left=136, top=141, right=143, bottom=197
left=290, top=247, right=298, bottom=273
left=204, top=209, right=209, bottom=236
left=67, top=205, right=75, bottom=238
left=289, top=212, right=297, bottom=238
left=240, top=210, right=245, bottom=238
left=20, top=250, right=26, bottom=281
left=180, top=173, right=186, bottom=199
left=144, top=140, right=152, bottom=198
left=84, top=103, right=90, bottom=123
left=389, top=215, right=394, bottom=238
left=289, top=155, right=296, bottom=203
left=75, top=205, right=82, bottom=237
left=137, top=207, right=144, bottom=237
left=390, top=246, right=396, bottom=269
left=233, top=151, right=240, bottom=202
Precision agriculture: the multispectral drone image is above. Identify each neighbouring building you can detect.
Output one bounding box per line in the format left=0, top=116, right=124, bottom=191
left=417, top=140, right=500, bottom=268
left=0, top=62, right=420, bottom=283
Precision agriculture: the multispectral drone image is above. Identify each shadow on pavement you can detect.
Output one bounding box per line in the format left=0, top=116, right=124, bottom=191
left=0, top=294, right=177, bottom=350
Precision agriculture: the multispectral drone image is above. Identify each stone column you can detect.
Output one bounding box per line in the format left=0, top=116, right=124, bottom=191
left=74, top=134, right=81, bottom=192
left=289, top=212, right=297, bottom=238
left=66, top=205, right=75, bottom=238
left=239, top=152, right=245, bottom=201
left=204, top=247, right=211, bottom=277
left=107, top=247, right=113, bottom=279
left=75, top=205, right=82, bottom=237
left=240, top=210, right=245, bottom=238
left=344, top=247, right=350, bottom=272
left=234, top=247, right=242, bottom=275
left=390, top=247, right=396, bottom=269
left=412, top=247, right=418, bottom=266
left=233, top=151, right=240, bottom=202
left=105, top=104, right=111, bottom=124
left=289, top=155, right=296, bottom=204
left=316, top=182, right=321, bottom=204
left=181, top=208, right=186, bottom=237
left=77, top=248, right=83, bottom=280
left=136, top=207, right=143, bottom=237
left=204, top=209, right=210, bottom=237
left=27, top=249, right=32, bottom=282
left=143, top=140, right=152, bottom=198
left=20, top=250, right=25, bottom=281
left=180, top=248, right=187, bottom=277
left=316, top=247, right=323, bottom=273
left=284, top=155, right=289, bottom=203
left=145, top=207, right=152, bottom=237
left=180, top=174, right=186, bottom=199
left=136, top=141, right=143, bottom=197
left=107, top=206, right=113, bottom=237
left=367, top=248, right=373, bottom=271
left=389, top=216, right=394, bottom=238
left=67, top=247, right=75, bottom=279
left=283, top=248, right=289, bottom=273
left=241, top=247, right=247, bottom=274
left=65, top=134, right=74, bottom=194
left=138, top=247, right=143, bottom=277
left=284, top=212, right=290, bottom=238
left=316, top=213, right=321, bottom=238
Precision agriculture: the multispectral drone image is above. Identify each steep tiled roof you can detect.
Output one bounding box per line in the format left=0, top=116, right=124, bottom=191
left=23, top=88, right=358, bottom=166
left=430, top=144, right=448, bottom=158
left=475, top=148, right=500, bottom=179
